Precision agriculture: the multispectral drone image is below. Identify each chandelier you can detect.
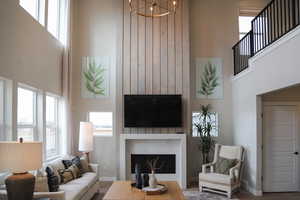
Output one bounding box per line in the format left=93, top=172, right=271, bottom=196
left=129, top=0, right=177, bottom=18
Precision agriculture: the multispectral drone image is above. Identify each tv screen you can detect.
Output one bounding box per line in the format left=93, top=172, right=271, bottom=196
left=124, top=95, right=182, bottom=128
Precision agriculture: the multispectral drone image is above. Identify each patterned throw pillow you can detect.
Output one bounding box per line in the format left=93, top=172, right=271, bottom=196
left=63, top=156, right=83, bottom=176
left=58, top=169, right=75, bottom=184
left=215, top=157, right=237, bottom=175
left=68, top=164, right=81, bottom=178
left=45, top=167, right=60, bottom=192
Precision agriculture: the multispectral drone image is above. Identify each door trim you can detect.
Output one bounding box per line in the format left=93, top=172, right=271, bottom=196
left=262, top=102, right=300, bottom=192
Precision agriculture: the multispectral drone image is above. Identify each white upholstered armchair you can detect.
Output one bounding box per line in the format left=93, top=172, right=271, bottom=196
left=199, top=144, right=244, bottom=198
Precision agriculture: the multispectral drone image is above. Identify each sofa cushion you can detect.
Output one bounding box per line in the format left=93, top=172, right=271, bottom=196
left=199, top=173, right=233, bottom=185
left=59, top=172, right=97, bottom=200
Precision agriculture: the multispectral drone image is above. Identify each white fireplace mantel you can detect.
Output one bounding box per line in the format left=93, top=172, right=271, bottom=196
left=119, top=134, right=187, bottom=189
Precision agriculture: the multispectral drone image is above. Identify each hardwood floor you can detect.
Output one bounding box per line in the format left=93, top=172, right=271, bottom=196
left=237, top=192, right=300, bottom=200
left=94, top=181, right=300, bottom=200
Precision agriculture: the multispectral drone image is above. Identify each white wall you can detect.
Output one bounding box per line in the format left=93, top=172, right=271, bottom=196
left=189, top=0, right=240, bottom=182
left=0, top=0, right=63, bottom=141
left=232, top=27, right=300, bottom=194
left=71, top=0, right=122, bottom=179
left=0, top=0, right=63, bottom=94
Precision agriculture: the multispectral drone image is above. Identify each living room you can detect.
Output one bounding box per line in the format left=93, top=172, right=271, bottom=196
left=1, top=0, right=300, bottom=200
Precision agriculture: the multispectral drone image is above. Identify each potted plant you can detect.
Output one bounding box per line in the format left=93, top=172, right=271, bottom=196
left=193, top=104, right=215, bottom=164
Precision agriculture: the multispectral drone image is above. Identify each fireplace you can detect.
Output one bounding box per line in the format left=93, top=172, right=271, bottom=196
left=131, top=154, right=176, bottom=174
left=120, top=134, right=187, bottom=188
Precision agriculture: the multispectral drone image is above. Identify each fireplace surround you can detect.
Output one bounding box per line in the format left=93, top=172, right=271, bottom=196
left=120, top=134, right=187, bottom=188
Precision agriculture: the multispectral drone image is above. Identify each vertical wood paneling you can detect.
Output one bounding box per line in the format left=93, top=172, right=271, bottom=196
left=145, top=7, right=153, bottom=134
left=153, top=17, right=161, bottom=95
left=175, top=0, right=183, bottom=95
left=138, top=1, right=146, bottom=95
left=168, top=10, right=176, bottom=134
left=130, top=0, right=138, bottom=95
left=122, top=0, right=190, bottom=134
left=123, top=0, right=131, bottom=95
left=123, top=0, right=131, bottom=134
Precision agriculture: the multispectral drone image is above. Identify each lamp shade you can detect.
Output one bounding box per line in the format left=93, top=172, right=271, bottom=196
left=78, top=122, right=94, bottom=152
left=0, top=142, right=42, bottom=173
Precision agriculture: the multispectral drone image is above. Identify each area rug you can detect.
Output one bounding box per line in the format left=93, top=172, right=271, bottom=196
left=183, top=190, right=239, bottom=200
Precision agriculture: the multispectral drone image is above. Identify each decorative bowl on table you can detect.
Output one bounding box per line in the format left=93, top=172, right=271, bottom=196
left=131, top=183, right=168, bottom=195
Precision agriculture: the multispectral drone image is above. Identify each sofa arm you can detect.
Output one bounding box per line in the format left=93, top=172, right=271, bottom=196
left=34, top=191, right=65, bottom=200
left=89, top=163, right=99, bottom=179
left=202, top=162, right=215, bottom=173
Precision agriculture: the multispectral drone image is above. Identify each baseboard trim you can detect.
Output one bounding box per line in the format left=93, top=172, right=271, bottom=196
left=100, top=177, right=117, bottom=181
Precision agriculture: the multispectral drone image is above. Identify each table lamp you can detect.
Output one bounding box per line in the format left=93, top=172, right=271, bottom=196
left=0, top=140, right=42, bottom=200
left=78, top=122, right=94, bottom=162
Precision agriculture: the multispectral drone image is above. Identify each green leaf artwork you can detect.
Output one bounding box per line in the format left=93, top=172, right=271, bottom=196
left=83, top=59, right=106, bottom=96
left=198, top=62, right=219, bottom=97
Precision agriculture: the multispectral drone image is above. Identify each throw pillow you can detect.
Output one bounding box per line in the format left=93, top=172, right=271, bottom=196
left=80, top=154, right=92, bottom=173
left=62, top=160, right=73, bottom=169
left=215, top=157, right=237, bottom=175
left=68, top=164, right=81, bottom=179
left=58, top=169, right=75, bottom=184
left=45, top=167, right=60, bottom=192
left=62, top=156, right=83, bottom=176
left=34, top=170, right=49, bottom=192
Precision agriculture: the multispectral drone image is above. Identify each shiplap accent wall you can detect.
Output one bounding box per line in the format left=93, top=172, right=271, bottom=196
left=122, top=0, right=190, bottom=134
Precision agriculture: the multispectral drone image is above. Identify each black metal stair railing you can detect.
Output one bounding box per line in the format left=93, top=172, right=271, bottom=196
left=233, top=0, right=300, bottom=75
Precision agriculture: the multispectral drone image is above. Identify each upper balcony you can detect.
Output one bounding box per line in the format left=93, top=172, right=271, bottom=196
left=233, top=0, right=300, bottom=75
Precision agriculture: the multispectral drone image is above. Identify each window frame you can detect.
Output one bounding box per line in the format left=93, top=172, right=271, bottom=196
left=19, top=0, right=45, bottom=25
left=88, top=112, right=113, bottom=137
left=17, top=84, right=38, bottom=141
left=19, top=0, right=67, bottom=44
left=45, top=93, right=60, bottom=159
left=192, top=111, right=219, bottom=137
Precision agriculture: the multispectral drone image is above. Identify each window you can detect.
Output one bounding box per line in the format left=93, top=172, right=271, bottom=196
left=19, top=0, right=45, bottom=25
left=89, top=112, right=113, bottom=136
left=19, top=0, right=68, bottom=44
left=239, top=16, right=254, bottom=39
left=46, top=95, right=59, bottom=158
left=17, top=87, right=37, bottom=141
left=47, top=0, right=60, bottom=38
left=192, top=112, right=219, bottom=137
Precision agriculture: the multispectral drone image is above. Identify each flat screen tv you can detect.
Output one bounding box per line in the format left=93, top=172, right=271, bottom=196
left=124, top=95, right=182, bottom=128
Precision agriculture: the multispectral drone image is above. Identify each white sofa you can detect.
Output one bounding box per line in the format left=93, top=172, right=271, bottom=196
left=0, top=158, right=100, bottom=200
